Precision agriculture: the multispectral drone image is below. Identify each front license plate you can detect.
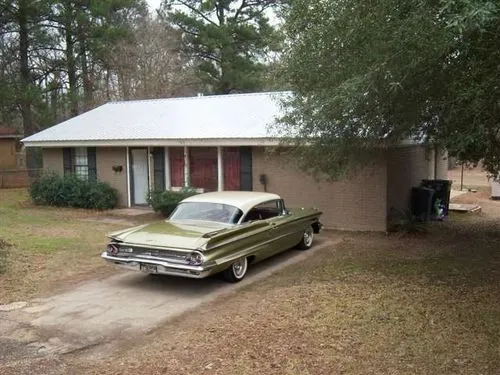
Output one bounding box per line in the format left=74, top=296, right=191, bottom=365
left=140, top=264, right=158, bottom=273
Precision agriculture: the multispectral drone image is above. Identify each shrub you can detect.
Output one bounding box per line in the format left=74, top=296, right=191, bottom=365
left=148, top=188, right=198, bottom=217
left=30, top=173, right=118, bottom=210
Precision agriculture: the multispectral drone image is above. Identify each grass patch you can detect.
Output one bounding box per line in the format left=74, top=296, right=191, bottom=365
left=18, top=236, right=77, bottom=254
left=0, top=189, right=139, bottom=303
left=0, top=239, right=11, bottom=274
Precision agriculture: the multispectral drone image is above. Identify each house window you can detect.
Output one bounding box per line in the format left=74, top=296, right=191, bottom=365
left=73, top=147, right=89, bottom=180
left=63, top=147, right=97, bottom=181
left=152, top=147, right=165, bottom=191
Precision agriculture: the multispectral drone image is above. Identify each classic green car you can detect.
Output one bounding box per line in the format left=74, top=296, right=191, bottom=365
left=101, top=191, right=322, bottom=282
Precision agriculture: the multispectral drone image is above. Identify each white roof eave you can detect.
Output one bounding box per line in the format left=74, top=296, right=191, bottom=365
left=22, top=138, right=282, bottom=148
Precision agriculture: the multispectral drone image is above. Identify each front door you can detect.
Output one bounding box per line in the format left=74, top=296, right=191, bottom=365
left=190, top=147, right=218, bottom=191
left=130, top=148, right=149, bottom=205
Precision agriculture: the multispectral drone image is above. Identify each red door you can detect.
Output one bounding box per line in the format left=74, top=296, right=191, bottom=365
left=224, top=147, right=240, bottom=190
left=190, top=147, right=218, bottom=191
left=169, top=147, right=184, bottom=187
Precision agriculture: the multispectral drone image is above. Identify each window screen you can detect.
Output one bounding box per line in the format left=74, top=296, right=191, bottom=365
left=73, top=147, right=89, bottom=180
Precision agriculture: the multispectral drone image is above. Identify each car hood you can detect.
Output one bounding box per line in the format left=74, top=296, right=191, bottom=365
left=108, top=220, right=230, bottom=250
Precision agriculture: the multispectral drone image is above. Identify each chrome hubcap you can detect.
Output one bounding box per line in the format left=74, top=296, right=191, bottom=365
left=232, top=258, right=248, bottom=278
left=304, top=227, right=313, bottom=247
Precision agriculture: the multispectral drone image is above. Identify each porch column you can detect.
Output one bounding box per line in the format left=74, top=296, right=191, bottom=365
left=217, top=146, right=224, bottom=191
left=147, top=146, right=153, bottom=192
left=183, top=146, right=190, bottom=187
left=164, top=146, right=171, bottom=190
left=126, top=146, right=131, bottom=207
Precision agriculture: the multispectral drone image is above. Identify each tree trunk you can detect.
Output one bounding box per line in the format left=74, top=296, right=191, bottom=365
left=78, top=23, right=93, bottom=111
left=119, top=70, right=130, bottom=100
left=219, top=47, right=232, bottom=94
left=18, top=1, right=38, bottom=171
left=105, top=67, right=111, bottom=101
left=50, top=76, right=59, bottom=124
left=215, top=2, right=231, bottom=94
left=65, top=7, right=78, bottom=117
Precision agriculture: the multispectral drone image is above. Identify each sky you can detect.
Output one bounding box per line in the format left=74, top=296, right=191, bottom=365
left=146, top=0, right=163, bottom=11
left=145, top=1, right=281, bottom=25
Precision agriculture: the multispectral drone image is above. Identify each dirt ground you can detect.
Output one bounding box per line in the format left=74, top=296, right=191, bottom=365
left=448, top=165, right=500, bottom=217
left=2, top=189, right=499, bottom=375
left=447, top=165, right=492, bottom=189
left=447, top=166, right=500, bottom=216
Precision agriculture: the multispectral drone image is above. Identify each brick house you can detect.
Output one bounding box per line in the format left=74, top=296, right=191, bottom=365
left=22, top=92, right=447, bottom=231
left=0, top=126, right=21, bottom=169
left=0, top=126, right=28, bottom=188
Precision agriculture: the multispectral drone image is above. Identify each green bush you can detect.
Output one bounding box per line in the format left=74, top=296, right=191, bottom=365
left=30, top=173, right=118, bottom=210
left=148, top=188, right=198, bottom=217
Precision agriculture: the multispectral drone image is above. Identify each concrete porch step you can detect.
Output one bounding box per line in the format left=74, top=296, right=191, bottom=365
left=449, top=203, right=482, bottom=214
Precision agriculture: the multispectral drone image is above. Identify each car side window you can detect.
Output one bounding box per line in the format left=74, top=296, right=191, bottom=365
left=242, top=200, right=281, bottom=223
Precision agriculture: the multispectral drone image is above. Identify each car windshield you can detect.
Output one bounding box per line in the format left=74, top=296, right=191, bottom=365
left=169, top=202, right=243, bottom=224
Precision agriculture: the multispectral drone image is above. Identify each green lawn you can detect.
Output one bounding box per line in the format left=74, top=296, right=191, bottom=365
left=0, top=188, right=132, bottom=303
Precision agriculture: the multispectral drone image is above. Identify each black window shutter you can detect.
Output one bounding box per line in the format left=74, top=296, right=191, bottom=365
left=87, top=147, right=97, bottom=181
left=153, top=147, right=165, bottom=191
left=63, top=148, right=73, bottom=175
left=240, top=147, right=253, bottom=191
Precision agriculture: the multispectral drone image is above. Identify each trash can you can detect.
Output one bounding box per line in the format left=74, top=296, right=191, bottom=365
left=420, top=179, right=453, bottom=218
left=411, top=186, right=435, bottom=221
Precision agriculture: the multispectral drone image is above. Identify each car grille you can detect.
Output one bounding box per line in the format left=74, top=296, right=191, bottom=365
left=118, top=246, right=188, bottom=264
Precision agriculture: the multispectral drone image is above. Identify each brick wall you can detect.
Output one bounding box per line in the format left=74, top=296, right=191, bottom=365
left=386, top=145, right=450, bottom=214
left=43, top=147, right=128, bottom=207
left=435, top=149, right=448, bottom=179
left=42, top=148, right=64, bottom=174
left=96, top=147, right=128, bottom=207
left=425, top=148, right=448, bottom=180
left=0, top=170, right=29, bottom=188
left=0, top=139, right=17, bottom=169
left=252, top=147, right=388, bottom=231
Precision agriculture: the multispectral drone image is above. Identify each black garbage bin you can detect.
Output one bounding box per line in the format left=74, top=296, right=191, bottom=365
left=420, top=179, right=453, bottom=218
left=411, top=186, right=435, bottom=221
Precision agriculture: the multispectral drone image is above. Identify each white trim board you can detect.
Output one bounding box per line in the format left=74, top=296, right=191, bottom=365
left=23, top=138, right=281, bottom=148
left=126, top=146, right=131, bottom=207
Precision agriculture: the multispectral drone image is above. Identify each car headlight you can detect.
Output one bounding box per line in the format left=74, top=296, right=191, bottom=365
left=186, top=251, right=204, bottom=266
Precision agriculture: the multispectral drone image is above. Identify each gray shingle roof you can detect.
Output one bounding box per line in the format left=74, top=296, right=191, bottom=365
left=23, top=91, right=289, bottom=146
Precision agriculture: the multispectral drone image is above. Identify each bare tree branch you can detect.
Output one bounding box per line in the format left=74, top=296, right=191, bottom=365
left=234, top=0, right=248, bottom=21
left=173, top=0, right=219, bottom=26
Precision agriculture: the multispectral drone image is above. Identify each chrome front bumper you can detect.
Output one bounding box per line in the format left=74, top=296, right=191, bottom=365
left=101, top=252, right=215, bottom=279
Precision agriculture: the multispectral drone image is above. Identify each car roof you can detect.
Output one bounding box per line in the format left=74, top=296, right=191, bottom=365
left=181, top=191, right=281, bottom=213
